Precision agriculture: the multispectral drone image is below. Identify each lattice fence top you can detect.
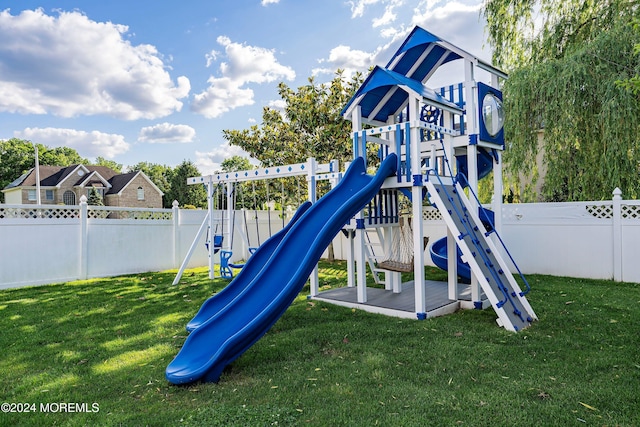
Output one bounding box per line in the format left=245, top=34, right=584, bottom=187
left=585, top=204, right=613, bottom=219
left=621, top=204, right=640, bottom=219
left=586, top=203, right=640, bottom=220
left=88, top=208, right=173, bottom=220
left=0, top=206, right=79, bottom=219
left=422, top=207, right=442, bottom=221
left=0, top=205, right=172, bottom=220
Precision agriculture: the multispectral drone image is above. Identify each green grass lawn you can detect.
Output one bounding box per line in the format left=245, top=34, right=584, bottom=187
left=0, top=261, right=638, bottom=426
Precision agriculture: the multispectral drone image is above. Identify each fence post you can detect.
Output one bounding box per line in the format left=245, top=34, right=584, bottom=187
left=172, top=200, right=180, bottom=268
left=79, top=195, right=88, bottom=280
left=612, top=188, right=622, bottom=282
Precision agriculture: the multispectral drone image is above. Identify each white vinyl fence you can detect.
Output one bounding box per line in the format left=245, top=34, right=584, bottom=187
left=2, top=189, right=639, bottom=289
left=499, top=189, right=640, bottom=283
left=330, top=189, right=640, bottom=284
left=0, top=202, right=207, bottom=289
left=0, top=201, right=292, bottom=290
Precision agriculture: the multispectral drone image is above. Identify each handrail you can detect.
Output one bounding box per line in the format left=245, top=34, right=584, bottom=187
left=428, top=171, right=512, bottom=309
left=436, top=139, right=531, bottom=296
left=456, top=172, right=531, bottom=296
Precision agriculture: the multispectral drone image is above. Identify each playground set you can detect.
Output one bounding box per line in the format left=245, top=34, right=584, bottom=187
left=166, top=26, right=537, bottom=385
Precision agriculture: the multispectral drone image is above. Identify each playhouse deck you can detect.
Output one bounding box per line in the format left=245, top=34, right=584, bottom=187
left=312, top=280, right=489, bottom=320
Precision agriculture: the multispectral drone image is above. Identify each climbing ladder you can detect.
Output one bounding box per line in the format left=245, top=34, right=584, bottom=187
left=363, top=228, right=386, bottom=285
left=425, top=175, right=537, bottom=332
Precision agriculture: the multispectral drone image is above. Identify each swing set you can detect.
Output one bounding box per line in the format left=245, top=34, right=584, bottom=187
left=218, top=179, right=289, bottom=278
left=173, top=158, right=340, bottom=285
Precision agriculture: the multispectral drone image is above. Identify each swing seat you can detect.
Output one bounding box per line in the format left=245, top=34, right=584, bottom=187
left=377, top=214, right=429, bottom=273
left=377, top=259, right=414, bottom=273
left=205, top=234, right=224, bottom=253
left=227, top=247, right=258, bottom=269
left=225, top=248, right=258, bottom=268
left=219, top=250, right=234, bottom=279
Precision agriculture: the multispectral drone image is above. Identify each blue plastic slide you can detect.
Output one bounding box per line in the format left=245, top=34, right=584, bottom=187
left=185, top=201, right=312, bottom=332
left=430, top=237, right=471, bottom=280
left=166, top=154, right=398, bottom=384
left=429, top=148, right=495, bottom=281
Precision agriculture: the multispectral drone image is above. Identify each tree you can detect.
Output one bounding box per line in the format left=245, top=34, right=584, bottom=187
left=128, top=161, right=174, bottom=208
left=483, top=0, right=640, bottom=201
left=94, top=157, right=123, bottom=173
left=87, top=186, right=104, bottom=206
left=616, top=18, right=640, bottom=95
left=0, top=139, right=36, bottom=202
left=223, top=70, right=366, bottom=211
left=220, top=155, right=253, bottom=173
left=223, top=70, right=364, bottom=167
left=0, top=138, right=88, bottom=203
left=165, top=160, right=206, bottom=208
left=39, top=146, right=87, bottom=167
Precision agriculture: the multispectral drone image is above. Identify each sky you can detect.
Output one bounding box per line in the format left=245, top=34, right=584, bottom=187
left=0, top=0, right=494, bottom=175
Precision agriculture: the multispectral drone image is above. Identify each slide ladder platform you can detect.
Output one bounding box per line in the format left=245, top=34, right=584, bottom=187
left=426, top=176, right=537, bottom=332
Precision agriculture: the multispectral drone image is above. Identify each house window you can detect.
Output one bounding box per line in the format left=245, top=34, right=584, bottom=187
left=45, top=190, right=54, bottom=201
left=63, top=190, right=76, bottom=205
left=27, top=189, right=37, bottom=201
left=137, top=186, right=144, bottom=200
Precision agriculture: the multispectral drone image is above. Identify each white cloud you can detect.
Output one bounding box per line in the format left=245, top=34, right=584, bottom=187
left=348, top=0, right=383, bottom=18
left=0, top=9, right=190, bottom=120
left=313, top=44, right=385, bottom=78
left=372, top=0, right=404, bottom=28
left=194, top=143, right=256, bottom=175
left=268, top=99, right=286, bottom=110
left=411, top=0, right=489, bottom=61
left=16, top=127, right=130, bottom=159
left=191, top=36, right=295, bottom=119
left=412, top=0, right=482, bottom=22
left=318, top=0, right=489, bottom=80
left=372, top=7, right=397, bottom=28
left=138, top=123, right=196, bottom=144
left=261, top=0, right=280, bottom=5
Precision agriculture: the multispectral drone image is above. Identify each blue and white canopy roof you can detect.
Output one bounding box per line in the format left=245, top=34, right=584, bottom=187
left=342, top=26, right=507, bottom=126
left=341, top=66, right=462, bottom=124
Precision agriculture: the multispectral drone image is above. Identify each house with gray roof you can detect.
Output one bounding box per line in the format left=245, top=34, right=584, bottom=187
left=2, top=164, right=163, bottom=208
